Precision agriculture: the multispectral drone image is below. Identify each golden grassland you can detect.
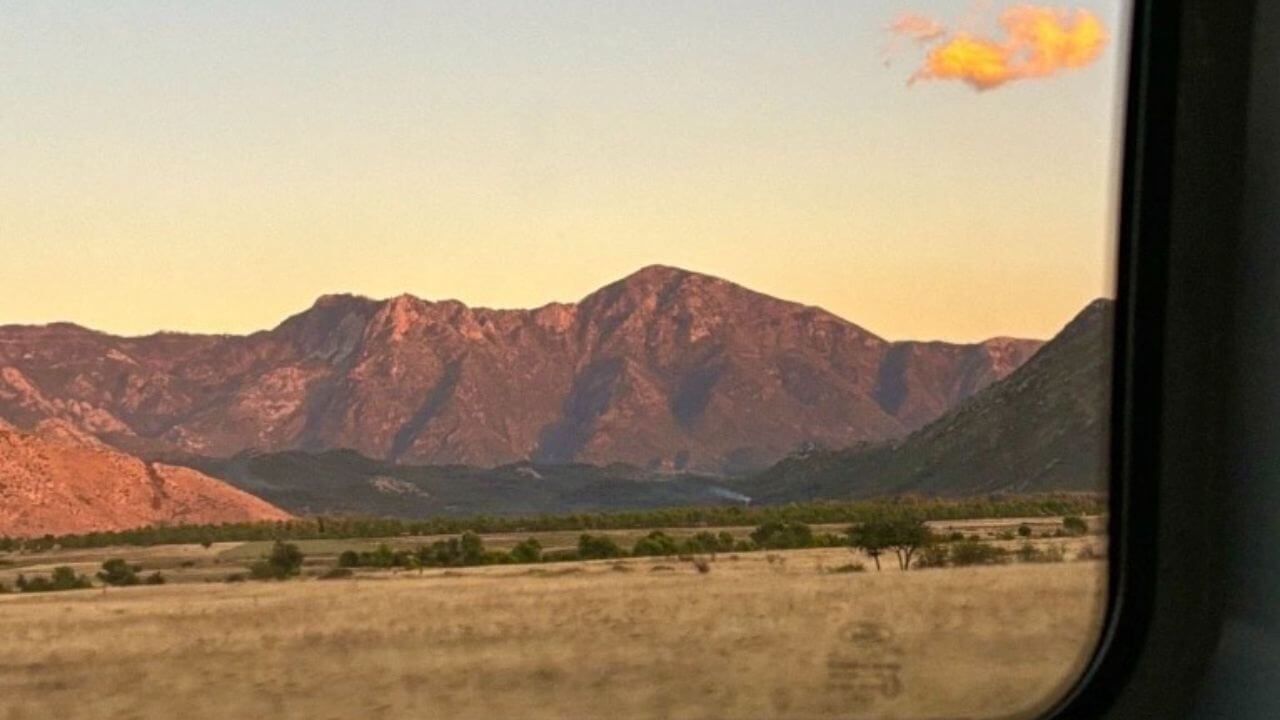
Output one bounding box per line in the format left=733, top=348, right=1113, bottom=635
left=0, top=539, right=1107, bottom=720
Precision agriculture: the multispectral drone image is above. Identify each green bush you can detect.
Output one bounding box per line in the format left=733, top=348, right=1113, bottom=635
left=17, top=566, right=92, bottom=593
left=949, top=540, right=1009, bottom=566
left=750, top=521, right=814, bottom=550
left=1062, top=516, right=1089, bottom=536
left=338, top=550, right=361, bottom=568
left=249, top=541, right=305, bottom=580
left=1017, top=524, right=1033, bottom=538
left=578, top=534, right=625, bottom=560
left=632, top=531, right=680, bottom=557
left=97, top=558, right=141, bottom=586
left=510, top=538, right=543, bottom=564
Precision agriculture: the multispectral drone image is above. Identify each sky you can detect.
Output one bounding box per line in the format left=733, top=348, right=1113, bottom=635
left=0, top=1, right=1131, bottom=342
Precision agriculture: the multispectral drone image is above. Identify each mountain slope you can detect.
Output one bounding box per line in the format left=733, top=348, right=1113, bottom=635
left=182, top=450, right=747, bottom=519
left=0, top=266, right=1041, bottom=473
left=0, top=421, right=291, bottom=537
left=741, top=299, right=1113, bottom=501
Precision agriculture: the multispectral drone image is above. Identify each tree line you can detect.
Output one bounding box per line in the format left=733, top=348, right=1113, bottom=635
left=0, top=494, right=1104, bottom=552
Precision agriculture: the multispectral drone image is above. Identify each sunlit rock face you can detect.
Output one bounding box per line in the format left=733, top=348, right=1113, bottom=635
left=0, top=266, right=1040, bottom=474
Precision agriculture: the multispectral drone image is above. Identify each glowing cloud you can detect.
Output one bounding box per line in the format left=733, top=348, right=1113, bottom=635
left=890, top=6, right=1109, bottom=91
left=889, top=13, right=947, bottom=44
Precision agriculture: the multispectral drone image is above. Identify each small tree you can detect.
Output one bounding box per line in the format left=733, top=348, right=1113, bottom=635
left=459, top=532, right=486, bottom=566
left=338, top=550, right=361, bottom=568
left=848, top=521, right=889, bottom=571
left=97, top=558, right=141, bottom=587
left=250, top=541, right=304, bottom=580
left=510, top=538, right=543, bottom=564
left=750, top=521, right=814, bottom=550
left=1017, top=523, right=1033, bottom=538
left=849, top=517, right=933, bottom=571
left=578, top=534, right=624, bottom=560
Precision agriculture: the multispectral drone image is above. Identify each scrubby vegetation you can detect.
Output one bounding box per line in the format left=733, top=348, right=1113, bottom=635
left=1062, top=515, right=1090, bottom=536
left=948, top=540, right=1012, bottom=566
left=0, top=494, right=1104, bottom=551
left=14, top=566, right=92, bottom=593
left=249, top=541, right=305, bottom=580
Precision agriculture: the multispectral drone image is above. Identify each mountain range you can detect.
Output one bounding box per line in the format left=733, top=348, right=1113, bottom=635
left=0, top=266, right=1042, bottom=474
left=171, top=297, right=1112, bottom=519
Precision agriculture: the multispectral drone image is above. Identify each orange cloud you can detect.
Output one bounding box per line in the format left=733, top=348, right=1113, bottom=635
left=889, top=13, right=947, bottom=44
left=891, top=6, right=1109, bottom=91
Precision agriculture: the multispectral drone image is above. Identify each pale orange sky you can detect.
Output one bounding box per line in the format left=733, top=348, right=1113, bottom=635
left=0, top=2, right=1129, bottom=342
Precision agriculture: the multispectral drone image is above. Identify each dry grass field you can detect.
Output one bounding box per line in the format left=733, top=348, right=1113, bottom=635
left=0, top=541, right=1107, bottom=720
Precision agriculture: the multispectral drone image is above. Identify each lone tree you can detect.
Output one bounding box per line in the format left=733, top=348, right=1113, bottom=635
left=849, top=517, right=934, bottom=571
left=250, top=541, right=305, bottom=580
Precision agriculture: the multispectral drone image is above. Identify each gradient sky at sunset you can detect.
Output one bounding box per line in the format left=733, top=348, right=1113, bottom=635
left=0, top=1, right=1130, bottom=342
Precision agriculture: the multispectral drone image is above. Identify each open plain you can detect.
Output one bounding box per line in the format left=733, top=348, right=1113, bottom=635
left=0, top=539, right=1106, bottom=720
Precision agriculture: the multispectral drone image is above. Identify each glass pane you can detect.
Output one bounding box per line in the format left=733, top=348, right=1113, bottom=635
left=0, top=2, right=1127, bottom=719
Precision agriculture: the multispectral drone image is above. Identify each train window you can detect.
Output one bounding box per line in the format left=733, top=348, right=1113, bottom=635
left=0, top=3, right=1131, bottom=719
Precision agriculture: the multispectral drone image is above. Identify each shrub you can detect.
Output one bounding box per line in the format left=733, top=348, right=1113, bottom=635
left=249, top=541, right=304, bottom=580
left=915, top=544, right=951, bottom=569
left=1062, top=516, right=1089, bottom=536
left=691, top=556, right=712, bottom=574
left=949, top=540, right=1009, bottom=566
left=97, top=558, right=141, bottom=587
left=338, top=550, right=361, bottom=568
left=225, top=573, right=247, bottom=583
left=541, top=548, right=580, bottom=563
left=17, top=566, right=92, bottom=593
left=510, top=538, right=543, bottom=564
left=418, top=533, right=488, bottom=567
left=947, top=531, right=966, bottom=542
left=1017, top=524, right=1033, bottom=538
left=632, top=531, right=680, bottom=557
left=828, top=563, right=866, bottom=574
left=682, top=531, right=734, bottom=554
left=750, top=521, right=814, bottom=550
left=1015, top=543, right=1065, bottom=563
left=996, top=530, right=1016, bottom=541
left=578, top=534, right=625, bottom=560
left=144, top=571, right=166, bottom=585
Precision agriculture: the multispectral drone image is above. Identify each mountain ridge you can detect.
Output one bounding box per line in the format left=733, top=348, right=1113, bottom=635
left=0, top=266, right=1045, bottom=473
